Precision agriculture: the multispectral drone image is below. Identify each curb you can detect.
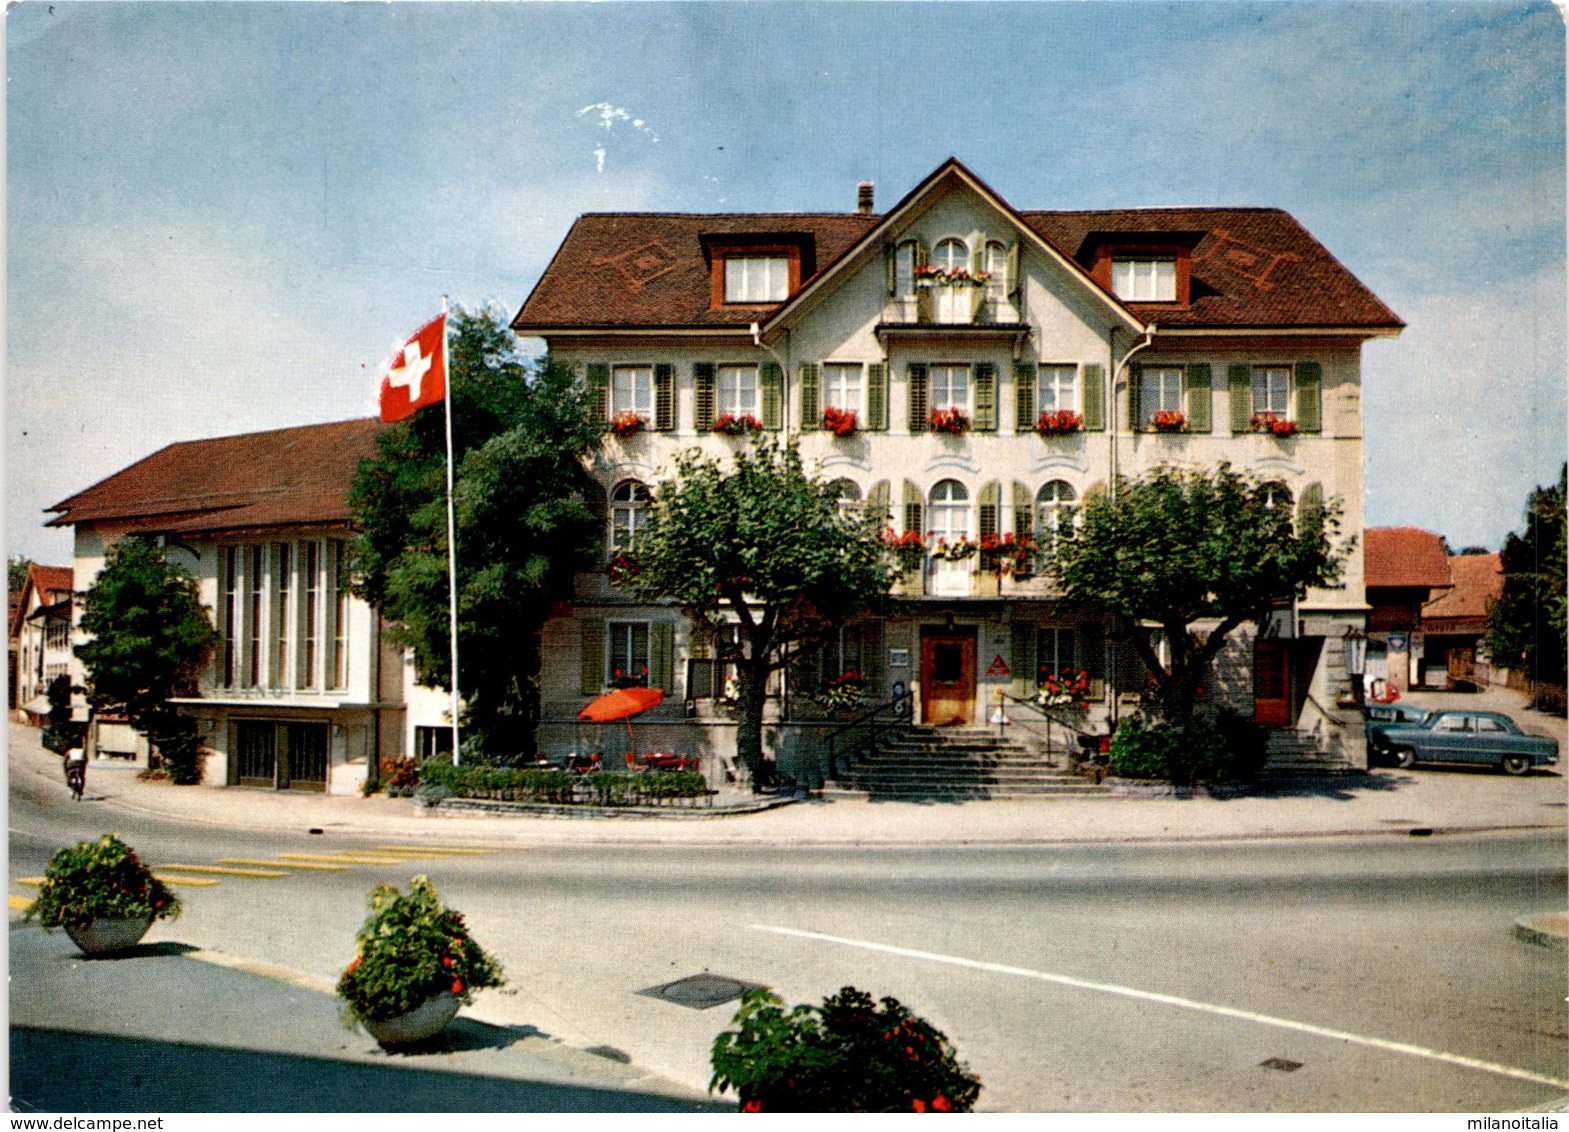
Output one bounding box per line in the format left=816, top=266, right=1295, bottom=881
left=431, top=795, right=799, bottom=820
left=1513, top=912, right=1568, bottom=950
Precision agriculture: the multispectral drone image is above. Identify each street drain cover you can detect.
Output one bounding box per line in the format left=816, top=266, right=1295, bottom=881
left=638, top=973, right=765, bottom=1010
left=1260, top=1057, right=1303, bottom=1072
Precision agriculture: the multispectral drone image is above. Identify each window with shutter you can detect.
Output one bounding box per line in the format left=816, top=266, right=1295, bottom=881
left=974, top=363, right=997, bottom=431
left=760, top=362, right=783, bottom=430
left=978, top=481, right=1000, bottom=540
left=1082, top=364, right=1105, bottom=431
left=1014, top=364, right=1037, bottom=432
left=580, top=620, right=605, bottom=695
left=798, top=364, right=820, bottom=430
left=867, top=364, right=888, bottom=431
left=694, top=363, right=716, bottom=431
left=1229, top=364, right=1252, bottom=434
left=1295, top=361, right=1322, bottom=433
left=654, top=364, right=675, bottom=431
left=868, top=480, right=891, bottom=526
left=1186, top=363, right=1212, bottom=433
left=1011, top=624, right=1034, bottom=699
left=902, top=480, right=924, bottom=537
left=907, top=364, right=929, bottom=432
left=587, top=363, right=610, bottom=423
left=650, top=622, right=674, bottom=693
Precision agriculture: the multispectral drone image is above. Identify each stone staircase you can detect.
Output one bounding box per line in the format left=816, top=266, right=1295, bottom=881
left=1259, top=729, right=1356, bottom=777
left=830, top=726, right=1116, bottom=801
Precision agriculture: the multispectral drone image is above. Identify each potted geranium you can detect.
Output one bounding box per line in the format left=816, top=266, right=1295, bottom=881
left=24, top=834, right=181, bottom=954
left=1149, top=409, right=1187, bottom=433
left=815, top=669, right=867, bottom=711
left=714, top=413, right=764, bottom=436
left=609, top=410, right=647, bottom=438
left=1035, top=409, right=1083, bottom=435
left=882, top=529, right=928, bottom=575
left=711, top=986, right=982, bottom=1112
left=821, top=406, right=858, bottom=437
left=338, top=876, right=505, bottom=1048
left=1036, top=666, right=1091, bottom=710
left=927, top=407, right=971, bottom=435
left=1249, top=411, right=1297, bottom=437
left=929, top=536, right=979, bottom=562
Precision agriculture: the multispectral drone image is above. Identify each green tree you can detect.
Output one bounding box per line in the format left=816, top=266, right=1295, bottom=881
left=9, top=555, right=34, bottom=592
left=625, top=439, right=893, bottom=788
left=75, top=535, right=216, bottom=783
left=1047, top=463, right=1352, bottom=729
left=349, top=307, right=602, bottom=761
left=1485, top=464, right=1567, bottom=705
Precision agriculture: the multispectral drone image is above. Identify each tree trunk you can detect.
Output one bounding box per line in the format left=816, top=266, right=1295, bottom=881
left=734, top=658, right=774, bottom=791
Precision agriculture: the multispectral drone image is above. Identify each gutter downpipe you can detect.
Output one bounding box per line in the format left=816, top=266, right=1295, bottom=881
left=1106, top=322, right=1156, bottom=732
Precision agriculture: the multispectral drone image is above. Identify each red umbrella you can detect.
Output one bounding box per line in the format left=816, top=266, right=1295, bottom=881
left=579, top=686, right=665, bottom=761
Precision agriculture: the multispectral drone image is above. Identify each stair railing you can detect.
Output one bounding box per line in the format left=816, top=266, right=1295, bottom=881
left=825, top=688, right=913, bottom=782
left=997, top=693, right=1104, bottom=769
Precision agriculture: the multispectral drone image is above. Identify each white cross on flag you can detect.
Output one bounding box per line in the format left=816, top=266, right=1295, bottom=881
left=378, top=313, right=447, bottom=423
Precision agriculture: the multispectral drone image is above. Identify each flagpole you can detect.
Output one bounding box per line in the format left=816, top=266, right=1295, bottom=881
left=440, top=296, right=462, bottom=766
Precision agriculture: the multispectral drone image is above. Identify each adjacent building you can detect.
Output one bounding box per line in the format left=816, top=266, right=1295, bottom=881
left=513, top=158, right=1402, bottom=772
left=1364, top=526, right=1454, bottom=696
left=12, top=563, right=76, bottom=722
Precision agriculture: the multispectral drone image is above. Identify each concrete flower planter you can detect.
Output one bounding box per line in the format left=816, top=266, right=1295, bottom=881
left=64, top=915, right=154, bottom=955
left=362, top=992, right=461, bottom=1048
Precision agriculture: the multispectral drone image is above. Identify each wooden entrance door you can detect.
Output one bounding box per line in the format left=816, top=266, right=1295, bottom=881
left=921, top=634, right=975, bottom=726
left=1253, top=641, right=1291, bottom=726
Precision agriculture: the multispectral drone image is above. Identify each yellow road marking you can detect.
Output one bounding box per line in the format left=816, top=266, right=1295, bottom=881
left=373, top=845, right=496, bottom=856
left=276, top=853, right=405, bottom=865
left=151, top=873, right=221, bottom=887
left=154, top=864, right=288, bottom=878
left=10, top=895, right=34, bottom=911
left=16, top=878, right=43, bottom=888
left=221, top=857, right=346, bottom=871
left=183, top=948, right=337, bottom=995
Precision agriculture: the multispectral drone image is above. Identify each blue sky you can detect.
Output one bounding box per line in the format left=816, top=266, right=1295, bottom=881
left=8, top=1, right=1565, bottom=564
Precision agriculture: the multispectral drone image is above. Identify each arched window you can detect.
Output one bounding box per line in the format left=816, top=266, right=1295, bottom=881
left=1261, top=481, right=1293, bottom=513
left=928, top=480, right=971, bottom=542
left=984, top=240, right=1008, bottom=312
left=933, top=238, right=968, bottom=272
left=611, top=481, right=653, bottom=552
left=932, top=239, right=970, bottom=323
left=1036, top=481, right=1078, bottom=543
left=829, top=479, right=862, bottom=517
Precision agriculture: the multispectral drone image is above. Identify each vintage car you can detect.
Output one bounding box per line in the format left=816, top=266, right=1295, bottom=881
left=1362, top=703, right=1428, bottom=745
left=1366, top=709, right=1560, bottom=775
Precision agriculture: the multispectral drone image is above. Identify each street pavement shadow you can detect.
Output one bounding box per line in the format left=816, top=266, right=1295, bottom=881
left=1246, top=771, right=1411, bottom=801
left=10, top=1025, right=730, bottom=1112
left=370, top=1014, right=551, bottom=1056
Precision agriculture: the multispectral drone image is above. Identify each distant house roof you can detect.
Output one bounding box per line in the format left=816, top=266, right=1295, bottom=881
left=47, top=419, right=388, bottom=537
left=1365, top=527, right=1454, bottom=590
left=513, top=167, right=1402, bottom=335
left=1423, top=553, right=1503, bottom=623
left=10, top=564, right=73, bottom=639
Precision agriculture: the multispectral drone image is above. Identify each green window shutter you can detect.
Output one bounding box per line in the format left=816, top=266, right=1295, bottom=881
left=1297, top=482, right=1325, bottom=532
left=908, top=364, right=929, bottom=432
left=1080, top=620, right=1106, bottom=701
left=1012, top=482, right=1034, bottom=537
left=868, top=480, right=891, bottom=527
left=761, top=362, right=783, bottom=430
left=654, top=364, right=675, bottom=431
left=1295, top=361, right=1322, bottom=433
left=1129, top=366, right=1145, bottom=431
left=884, top=243, right=897, bottom=297
left=1011, top=624, right=1034, bottom=699
left=974, top=363, right=997, bottom=431
left=694, top=363, right=716, bottom=432
left=902, top=480, right=924, bottom=536
left=860, top=620, right=883, bottom=698
left=650, top=621, right=674, bottom=694
left=978, top=481, right=1000, bottom=539
left=913, top=240, right=930, bottom=323
left=587, top=363, right=610, bottom=424
left=1014, top=363, right=1037, bottom=431
left=1082, top=363, right=1105, bottom=431
left=1186, top=363, right=1213, bottom=433
left=1006, top=241, right=1021, bottom=301
left=580, top=620, right=605, bottom=695
left=689, top=622, right=711, bottom=660
left=799, top=364, right=820, bottom=431
left=867, top=364, right=888, bottom=431
left=1229, top=364, right=1252, bottom=434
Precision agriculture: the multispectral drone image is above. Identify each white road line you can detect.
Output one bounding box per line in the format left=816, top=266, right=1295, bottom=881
left=753, top=923, right=1569, bottom=1092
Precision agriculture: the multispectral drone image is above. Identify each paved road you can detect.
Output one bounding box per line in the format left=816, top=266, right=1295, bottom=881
left=10, top=788, right=1565, bottom=1112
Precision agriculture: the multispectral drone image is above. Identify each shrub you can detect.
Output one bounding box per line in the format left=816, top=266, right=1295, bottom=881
left=1109, top=714, right=1262, bottom=785
left=337, top=876, right=505, bottom=1026
left=711, top=986, right=981, bottom=1113
left=24, top=834, right=181, bottom=930
left=41, top=675, right=85, bottom=755
left=151, top=714, right=202, bottom=785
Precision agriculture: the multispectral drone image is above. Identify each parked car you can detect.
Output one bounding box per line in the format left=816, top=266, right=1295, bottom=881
left=1363, top=703, right=1428, bottom=746
left=1366, top=709, right=1559, bottom=775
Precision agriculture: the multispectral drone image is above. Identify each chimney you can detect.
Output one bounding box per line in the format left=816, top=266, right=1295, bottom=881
left=857, top=182, right=875, bottom=215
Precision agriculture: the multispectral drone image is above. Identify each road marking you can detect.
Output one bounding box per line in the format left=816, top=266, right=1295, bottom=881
left=276, top=853, right=406, bottom=865
left=182, top=948, right=338, bottom=995
left=154, top=864, right=288, bottom=878
left=9, top=895, right=34, bottom=911
left=16, top=878, right=43, bottom=888
left=753, top=924, right=1569, bottom=1092
left=151, top=873, right=221, bottom=887
left=221, top=857, right=347, bottom=871
left=373, top=845, right=496, bottom=856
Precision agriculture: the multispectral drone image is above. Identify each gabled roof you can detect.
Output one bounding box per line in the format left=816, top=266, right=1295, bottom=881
left=1422, top=553, right=1503, bottom=621
left=9, top=564, right=73, bottom=638
left=512, top=158, right=1402, bottom=335
left=1365, top=527, right=1454, bottom=590
left=47, top=418, right=388, bottom=536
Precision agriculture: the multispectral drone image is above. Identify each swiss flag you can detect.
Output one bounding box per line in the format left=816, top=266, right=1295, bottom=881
left=378, top=313, right=447, bottom=423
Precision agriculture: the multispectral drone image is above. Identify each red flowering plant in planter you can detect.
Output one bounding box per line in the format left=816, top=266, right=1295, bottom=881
left=1036, top=666, right=1091, bottom=709
left=24, top=833, right=182, bottom=932
left=912, top=264, right=991, bottom=288
left=607, top=553, right=643, bottom=587
left=1035, top=409, right=1083, bottom=435
left=713, top=414, right=764, bottom=436
left=882, top=528, right=928, bottom=575
left=1250, top=411, right=1298, bottom=437
left=1149, top=409, right=1187, bottom=433
left=610, top=666, right=650, bottom=689
left=978, top=532, right=1037, bottom=575
left=927, top=407, right=971, bottom=435
left=711, top=986, right=981, bottom=1112
left=928, top=535, right=979, bottom=562
left=821, top=406, right=858, bottom=437
left=609, top=410, right=647, bottom=438
left=814, top=669, right=868, bottom=711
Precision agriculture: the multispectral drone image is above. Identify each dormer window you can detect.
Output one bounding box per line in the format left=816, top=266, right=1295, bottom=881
left=725, top=255, right=789, bottom=303
left=1112, top=256, right=1177, bottom=302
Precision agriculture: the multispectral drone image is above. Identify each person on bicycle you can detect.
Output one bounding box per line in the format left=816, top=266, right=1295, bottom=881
left=63, top=744, right=86, bottom=801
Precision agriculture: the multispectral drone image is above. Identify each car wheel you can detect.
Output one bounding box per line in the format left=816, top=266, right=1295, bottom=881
left=1393, top=747, right=1417, bottom=769
left=1501, top=755, right=1532, bottom=776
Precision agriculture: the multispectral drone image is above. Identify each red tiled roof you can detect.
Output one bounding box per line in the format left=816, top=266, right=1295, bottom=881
left=28, top=564, right=74, bottom=597
left=47, top=419, right=388, bottom=535
left=1365, top=527, right=1454, bottom=590
left=513, top=195, right=1400, bottom=334
left=1422, top=553, right=1502, bottom=620
left=513, top=213, right=882, bottom=331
